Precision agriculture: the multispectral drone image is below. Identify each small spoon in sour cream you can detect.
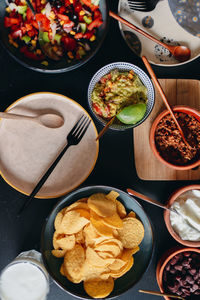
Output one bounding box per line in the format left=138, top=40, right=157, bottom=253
left=127, top=188, right=200, bottom=234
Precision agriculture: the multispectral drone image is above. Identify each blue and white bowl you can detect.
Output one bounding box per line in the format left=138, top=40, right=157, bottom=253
left=88, top=62, right=155, bottom=130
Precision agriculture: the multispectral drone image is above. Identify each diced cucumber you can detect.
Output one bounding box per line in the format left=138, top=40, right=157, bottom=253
left=21, top=35, right=31, bottom=44
left=17, top=5, right=27, bottom=14
left=54, top=34, right=61, bottom=44
left=42, top=32, right=50, bottom=43
left=83, top=15, right=92, bottom=24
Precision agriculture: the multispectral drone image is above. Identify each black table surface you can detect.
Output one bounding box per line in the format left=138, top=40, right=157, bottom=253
left=0, top=1, right=200, bottom=299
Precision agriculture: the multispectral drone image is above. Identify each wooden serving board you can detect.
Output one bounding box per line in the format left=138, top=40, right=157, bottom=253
left=134, top=79, right=200, bottom=181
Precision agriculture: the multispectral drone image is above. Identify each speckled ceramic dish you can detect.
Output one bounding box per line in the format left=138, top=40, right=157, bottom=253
left=88, top=62, right=155, bottom=131
left=0, top=93, right=99, bottom=198
left=118, top=0, right=200, bottom=66
left=41, top=185, right=154, bottom=299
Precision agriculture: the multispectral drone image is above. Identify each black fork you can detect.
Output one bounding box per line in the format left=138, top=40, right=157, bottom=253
left=17, top=115, right=91, bottom=216
left=127, top=0, right=161, bottom=12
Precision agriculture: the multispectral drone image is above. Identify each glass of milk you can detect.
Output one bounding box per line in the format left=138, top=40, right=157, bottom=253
left=0, top=250, right=49, bottom=300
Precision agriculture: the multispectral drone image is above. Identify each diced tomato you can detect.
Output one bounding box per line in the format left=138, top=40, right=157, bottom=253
left=11, top=29, right=22, bottom=39
left=35, top=0, right=42, bottom=12
left=81, top=0, right=98, bottom=11
left=62, top=36, right=77, bottom=51
left=20, top=46, right=45, bottom=60
left=4, top=17, right=20, bottom=27
left=92, top=103, right=103, bottom=117
left=64, top=0, right=71, bottom=6
left=11, top=24, right=20, bottom=32
left=35, top=0, right=41, bottom=6
left=88, top=17, right=102, bottom=31
left=15, top=0, right=21, bottom=5
left=100, top=77, right=107, bottom=84
left=35, top=13, right=45, bottom=22
left=100, top=73, right=111, bottom=84
left=94, top=9, right=101, bottom=19
left=74, top=32, right=83, bottom=39
left=27, top=29, right=35, bottom=37
left=78, top=14, right=84, bottom=22
left=26, top=8, right=34, bottom=22
left=35, top=13, right=50, bottom=31
left=74, top=3, right=82, bottom=13
left=58, top=6, right=65, bottom=14
left=25, top=23, right=33, bottom=31
left=21, top=26, right=27, bottom=35
left=31, top=1, right=36, bottom=11
left=57, top=14, right=70, bottom=22
left=31, top=20, right=39, bottom=30
left=83, top=30, right=94, bottom=39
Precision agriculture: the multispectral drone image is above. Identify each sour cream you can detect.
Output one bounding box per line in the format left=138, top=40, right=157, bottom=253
left=170, top=189, right=200, bottom=241
left=0, top=262, right=48, bottom=300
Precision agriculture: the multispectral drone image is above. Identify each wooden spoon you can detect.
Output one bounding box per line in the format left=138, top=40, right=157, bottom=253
left=96, top=116, right=115, bottom=140
left=139, top=289, right=185, bottom=300
left=0, top=112, right=64, bottom=128
left=109, top=11, right=191, bottom=63
left=141, top=56, right=191, bottom=148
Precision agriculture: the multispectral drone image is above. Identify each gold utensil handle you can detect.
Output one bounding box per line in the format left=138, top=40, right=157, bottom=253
left=127, top=188, right=168, bottom=210
left=139, top=289, right=185, bottom=300
left=96, top=116, right=115, bottom=141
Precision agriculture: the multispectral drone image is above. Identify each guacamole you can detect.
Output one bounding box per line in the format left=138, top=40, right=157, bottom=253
left=91, top=69, right=148, bottom=120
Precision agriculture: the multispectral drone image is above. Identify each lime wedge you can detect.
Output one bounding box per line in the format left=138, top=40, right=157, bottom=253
left=116, top=103, right=147, bottom=125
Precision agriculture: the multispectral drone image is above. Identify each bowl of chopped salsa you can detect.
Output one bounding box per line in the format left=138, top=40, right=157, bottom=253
left=88, top=62, right=155, bottom=130
left=150, top=106, right=200, bottom=170
left=0, top=0, right=109, bottom=73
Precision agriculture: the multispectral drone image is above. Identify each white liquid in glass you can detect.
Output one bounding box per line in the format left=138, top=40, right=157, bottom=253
left=0, top=262, right=48, bottom=300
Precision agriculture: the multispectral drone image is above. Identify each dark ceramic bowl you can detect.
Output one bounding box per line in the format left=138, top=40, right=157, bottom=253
left=88, top=62, right=155, bottom=131
left=41, top=185, right=154, bottom=299
left=0, top=1, right=109, bottom=73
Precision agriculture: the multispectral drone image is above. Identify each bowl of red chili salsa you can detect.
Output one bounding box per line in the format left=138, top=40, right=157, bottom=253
left=0, top=0, right=109, bottom=73
left=150, top=106, right=200, bottom=170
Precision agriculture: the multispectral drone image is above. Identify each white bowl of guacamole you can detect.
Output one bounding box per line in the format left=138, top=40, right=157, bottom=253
left=88, top=62, right=155, bottom=131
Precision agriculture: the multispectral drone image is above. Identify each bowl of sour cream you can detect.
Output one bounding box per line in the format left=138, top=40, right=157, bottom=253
left=164, top=185, right=200, bottom=247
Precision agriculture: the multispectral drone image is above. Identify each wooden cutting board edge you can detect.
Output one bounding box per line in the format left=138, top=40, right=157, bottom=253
left=133, top=79, right=200, bottom=181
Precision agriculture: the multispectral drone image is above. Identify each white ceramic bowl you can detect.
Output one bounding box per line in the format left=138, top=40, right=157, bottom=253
left=88, top=62, right=155, bottom=130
